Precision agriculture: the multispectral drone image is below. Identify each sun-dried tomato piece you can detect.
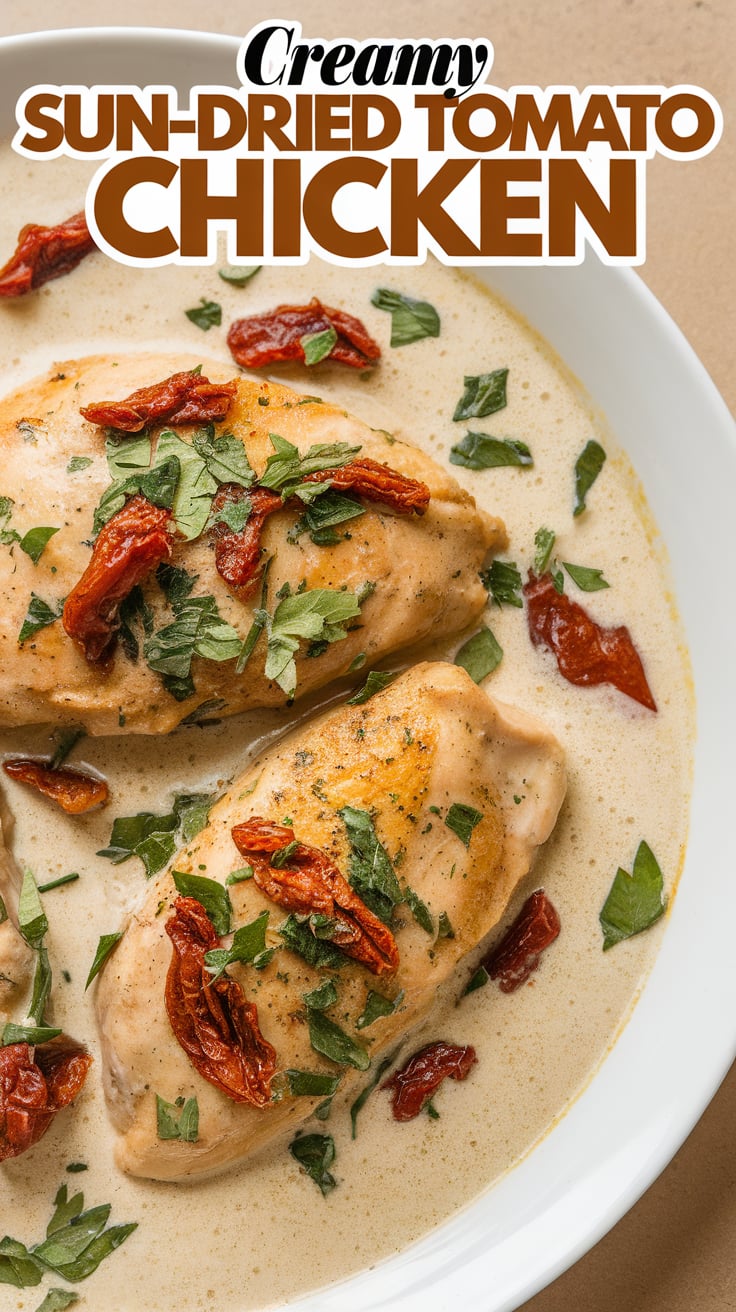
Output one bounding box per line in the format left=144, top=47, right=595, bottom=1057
left=231, top=818, right=399, bottom=976
left=0, top=1039, right=91, bottom=1162
left=524, top=571, right=657, bottom=711
left=0, top=211, right=95, bottom=299
left=211, top=459, right=429, bottom=596
left=80, top=369, right=238, bottom=432
left=482, top=890, right=561, bottom=994
left=210, top=484, right=279, bottom=598
left=382, top=1041, right=476, bottom=1121
left=165, top=896, right=277, bottom=1106
left=63, top=494, right=173, bottom=668
left=227, top=299, right=381, bottom=370
left=303, top=458, right=430, bottom=515
left=2, top=758, right=108, bottom=814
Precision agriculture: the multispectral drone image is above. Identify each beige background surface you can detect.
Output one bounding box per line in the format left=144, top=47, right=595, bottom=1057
left=0, top=1, right=734, bottom=1308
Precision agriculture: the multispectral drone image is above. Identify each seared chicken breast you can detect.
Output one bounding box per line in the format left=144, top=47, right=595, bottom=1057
left=0, top=354, right=504, bottom=734
left=95, top=663, right=566, bottom=1181
left=0, top=800, right=35, bottom=1024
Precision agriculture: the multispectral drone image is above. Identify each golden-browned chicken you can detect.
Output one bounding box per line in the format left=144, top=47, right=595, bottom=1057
left=0, top=354, right=505, bottom=734
left=0, top=801, right=35, bottom=1026
left=95, top=663, right=566, bottom=1181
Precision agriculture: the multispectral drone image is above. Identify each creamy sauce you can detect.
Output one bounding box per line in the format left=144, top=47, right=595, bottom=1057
left=0, top=150, right=693, bottom=1310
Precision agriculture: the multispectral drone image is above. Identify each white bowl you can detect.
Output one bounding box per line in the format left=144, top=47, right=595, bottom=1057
left=1, top=28, right=734, bottom=1312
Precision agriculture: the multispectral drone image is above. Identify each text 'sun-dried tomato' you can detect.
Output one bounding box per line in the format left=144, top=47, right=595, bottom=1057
left=80, top=369, right=238, bottom=432
left=482, top=890, right=561, bottom=994
left=2, top=758, right=108, bottom=814
left=63, top=494, right=173, bottom=668
left=0, top=211, right=95, bottom=298
left=0, top=1039, right=92, bottom=1162
left=210, top=459, right=430, bottom=598
left=524, top=571, right=657, bottom=711
left=165, top=896, right=277, bottom=1106
left=382, top=1041, right=477, bottom=1121
left=231, top=818, right=399, bottom=976
left=227, top=299, right=381, bottom=370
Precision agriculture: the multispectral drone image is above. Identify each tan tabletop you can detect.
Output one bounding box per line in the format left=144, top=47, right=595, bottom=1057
left=1, top=2, right=734, bottom=1309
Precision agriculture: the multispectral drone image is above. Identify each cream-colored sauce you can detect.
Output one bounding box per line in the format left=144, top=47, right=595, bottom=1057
left=0, top=151, right=692, bottom=1310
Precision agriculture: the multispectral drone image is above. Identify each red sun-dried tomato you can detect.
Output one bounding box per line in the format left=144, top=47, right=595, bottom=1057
left=0, top=1039, right=92, bottom=1162
left=231, top=818, right=399, bottom=976
left=2, top=758, right=108, bottom=814
left=482, top=890, right=561, bottom=994
left=80, top=369, right=237, bottom=432
left=382, top=1041, right=477, bottom=1121
left=524, top=571, right=657, bottom=711
left=0, top=211, right=95, bottom=298
left=227, top=299, right=381, bottom=370
left=63, top=494, right=173, bottom=668
left=210, top=484, right=280, bottom=598
left=210, top=459, right=429, bottom=598
left=165, top=896, right=277, bottom=1106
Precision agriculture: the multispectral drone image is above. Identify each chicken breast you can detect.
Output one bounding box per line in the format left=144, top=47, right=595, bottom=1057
left=95, top=662, right=566, bottom=1181
left=0, top=798, right=35, bottom=1025
left=0, top=354, right=505, bottom=734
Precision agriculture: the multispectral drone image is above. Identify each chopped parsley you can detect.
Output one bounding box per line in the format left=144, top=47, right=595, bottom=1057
left=339, top=806, right=403, bottom=924
left=172, top=871, right=232, bottom=936
left=533, top=526, right=556, bottom=575
left=18, top=594, right=64, bottom=645
left=346, top=669, right=396, bottom=705
left=301, top=326, right=337, bottom=365
left=357, top=988, right=404, bottom=1029
left=307, top=1009, right=370, bottom=1070
left=203, top=910, right=274, bottom=980
left=0, top=1183, right=136, bottom=1287
left=562, top=561, right=610, bottom=592
left=97, top=792, right=215, bottom=879
left=257, top=434, right=360, bottom=499
left=67, top=455, right=93, bottom=473
left=256, top=588, right=363, bottom=698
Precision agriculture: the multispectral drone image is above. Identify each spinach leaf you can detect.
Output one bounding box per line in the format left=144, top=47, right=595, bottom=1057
left=357, top=988, right=404, bottom=1029
left=261, top=588, right=362, bottom=698
left=371, top=288, right=440, bottom=346
left=562, top=561, right=610, bottom=592
left=301, top=326, right=337, bottom=365
left=454, top=626, right=503, bottom=683
left=339, top=806, right=403, bottom=923
left=600, top=840, right=666, bottom=950
left=278, top=915, right=346, bottom=970
left=18, top=594, right=64, bottom=644
left=156, top=1094, right=199, bottom=1142
left=258, top=434, right=360, bottom=498
left=204, top=910, right=274, bottom=980
left=307, top=1010, right=370, bottom=1070
left=481, top=558, right=523, bottom=607
left=573, top=439, right=606, bottom=516
left=286, top=1069, right=341, bottom=1098
left=445, top=803, right=483, bottom=848
left=453, top=369, right=508, bottom=421
left=449, top=432, right=531, bottom=470
left=303, top=978, right=339, bottom=1011
left=19, top=526, right=60, bottom=565
left=289, top=1133, right=336, bottom=1196
left=85, top=933, right=123, bottom=990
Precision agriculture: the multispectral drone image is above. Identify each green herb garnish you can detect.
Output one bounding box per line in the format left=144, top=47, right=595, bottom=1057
left=155, top=1094, right=199, bottom=1142
left=463, top=965, right=490, bottom=995
left=357, top=988, right=404, bottom=1029
left=2, top=1022, right=62, bottom=1046
left=85, top=933, right=123, bottom=989
left=303, top=978, right=339, bottom=1011
left=172, top=871, right=232, bottom=937
left=339, top=806, right=403, bottom=923
left=37, top=873, right=80, bottom=894
left=445, top=803, right=483, bottom=848
left=562, top=561, right=610, bottom=592
left=287, top=490, right=365, bottom=545
left=48, top=726, right=85, bottom=770
left=481, top=558, right=523, bottom=607
left=449, top=433, right=531, bottom=470
left=67, top=456, right=93, bottom=473
left=185, top=298, right=221, bottom=330
left=218, top=264, right=261, bottom=285
left=599, top=840, right=666, bottom=950
left=573, top=439, right=606, bottom=516
left=259, top=588, right=363, bottom=698
left=97, top=792, right=214, bottom=878
left=18, top=868, right=48, bottom=949
left=19, top=526, right=60, bottom=565
left=453, top=369, right=508, bottom=421
left=533, top=526, right=556, bottom=575
left=34, top=1290, right=79, bottom=1311
left=301, top=326, right=337, bottom=365
left=404, top=886, right=433, bottom=934
left=289, top=1133, right=337, bottom=1196
left=349, top=1051, right=398, bottom=1138
left=278, top=915, right=346, bottom=969
left=346, top=669, right=396, bottom=705
left=371, top=288, right=440, bottom=346
left=258, top=434, right=360, bottom=499
left=204, top=910, right=273, bottom=980
left=454, top=626, right=503, bottom=683
left=18, top=594, right=64, bottom=645
left=307, top=1010, right=370, bottom=1070
left=286, top=1070, right=341, bottom=1098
